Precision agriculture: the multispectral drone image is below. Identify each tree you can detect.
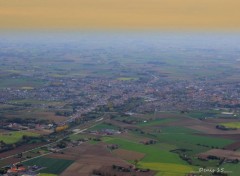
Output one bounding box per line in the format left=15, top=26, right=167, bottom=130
left=134, top=159, right=139, bottom=166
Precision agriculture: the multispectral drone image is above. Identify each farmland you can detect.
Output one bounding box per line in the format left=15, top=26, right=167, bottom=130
left=220, top=122, right=240, bottom=129
left=0, top=131, right=39, bottom=144
left=23, top=157, right=74, bottom=175
left=117, top=77, right=138, bottom=81
left=1, top=32, right=240, bottom=176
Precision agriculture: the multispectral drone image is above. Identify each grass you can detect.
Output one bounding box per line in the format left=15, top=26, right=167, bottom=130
left=103, top=136, right=196, bottom=176
left=0, top=77, right=44, bottom=89
left=132, top=126, right=234, bottom=166
left=3, top=109, right=66, bottom=123
left=137, top=118, right=177, bottom=127
left=117, top=77, right=138, bottom=81
left=39, top=174, right=57, bottom=176
left=0, top=131, right=39, bottom=144
left=161, top=127, right=199, bottom=134
left=89, top=123, right=119, bottom=131
left=69, top=133, right=87, bottom=141
left=8, top=99, right=64, bottom=106
left=103, top=137, right=186, bottom=164
left=220, top=122, right=240, bottom=129
left=187, top=110, right=220, bottom=119
left=21, top=86, right=34, bottom=90
left=23, top=157, right=74, bottom=175
left=139, top=162, right=195, bottom=176
left=155, top=132, right=233, bottom=149
left=222, top=163, right=240, bottom=176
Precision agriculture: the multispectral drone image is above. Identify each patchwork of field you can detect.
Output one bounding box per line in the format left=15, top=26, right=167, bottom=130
left=1, top=111, right=239, bottom=175
left=98, top=112, right=240, bottom=175
left=55, top=143, right=130, bottom=176
left=101, top=136, right=196, bottom=175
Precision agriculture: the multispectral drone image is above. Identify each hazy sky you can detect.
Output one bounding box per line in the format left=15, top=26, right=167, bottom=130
left=0, top=0, right=240, bottom=30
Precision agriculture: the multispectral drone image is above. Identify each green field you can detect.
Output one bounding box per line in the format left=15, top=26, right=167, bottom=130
left=222, top=163, right=240, bottom=176
left=220, top=122, right=240, bottom=129
left=103, top=137, right=186, bottom=164
left=155, top=132, right=233, bottom=149
left=89, top=123, right=119, bottom=131
left=0, top=77, right=44, bottom=89
left=103, top=137, right=196, bottom=175
left=39, top=174, right=57, bottom=176
left=160, top=127, right=199, bottom=134
left=117, top=77, right=138, bottom=81
left=0, top=131, right=39, bottom=144
left=187, top=110, right=220, bottom=119
left=137, top=118, right=177, bottom=127
left=23, top=157, right=74, bottom=175
left=139, top=162, right=195, bottom=176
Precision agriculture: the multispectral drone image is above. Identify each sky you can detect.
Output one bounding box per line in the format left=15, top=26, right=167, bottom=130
left=0, top=0, right=240, bottom=31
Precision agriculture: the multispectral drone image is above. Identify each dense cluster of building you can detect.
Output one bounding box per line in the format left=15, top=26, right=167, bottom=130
left=1, top=73, right=240, bottom=121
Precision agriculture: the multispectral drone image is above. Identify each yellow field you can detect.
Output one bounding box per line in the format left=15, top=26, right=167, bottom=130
left=117, top=77, right=138, bottom=81
left=139, top=162, right=195, bottom=176
left=21, top=86, right=34, bottom=90
left=221, top=122, right=240, bottom=129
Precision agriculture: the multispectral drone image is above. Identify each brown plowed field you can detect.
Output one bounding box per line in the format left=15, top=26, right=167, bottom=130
left=200, top=134, right=240, bottom=140
left=0, top=157, right=21, bottom=167
left=224, top=141, right=240, bottom=150
left=198, top=149, right=240, bottom=160
left=0, top=142, right=47, bottom=158
left=112, top=149, right=145, bottom=161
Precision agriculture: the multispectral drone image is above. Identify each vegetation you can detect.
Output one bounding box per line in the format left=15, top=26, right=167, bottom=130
left=89, top=123, right=119, bottom=131
left=137, top=118, right=177, bottom=127
left=220, top=122, right=240, bottom=129
left=0, top=131, right=39, bottom=144
left=23, top=157, right=74, bottom=175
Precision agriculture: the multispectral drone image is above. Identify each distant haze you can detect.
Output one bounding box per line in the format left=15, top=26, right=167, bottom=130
left=0, top=0, right=240, bottom=30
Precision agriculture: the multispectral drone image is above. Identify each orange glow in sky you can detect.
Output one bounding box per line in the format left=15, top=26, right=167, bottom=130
left=0, top=0, right=240, bottom=30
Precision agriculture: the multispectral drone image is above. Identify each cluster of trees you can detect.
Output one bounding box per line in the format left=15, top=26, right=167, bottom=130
left=92, top=170, right=116, bottom=176
left=142, top=140, right=157, bottom=145
left=0, top=167, right=8, bottom=174
left=112, top=165, right=131, bottom=172
left=197, top=143, right=219, bottom=149
left=216, top=125, right=237, bottom=131
left=57, top=141, right=67, bottom=148
left=170, top=148, right=193, bottom=165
